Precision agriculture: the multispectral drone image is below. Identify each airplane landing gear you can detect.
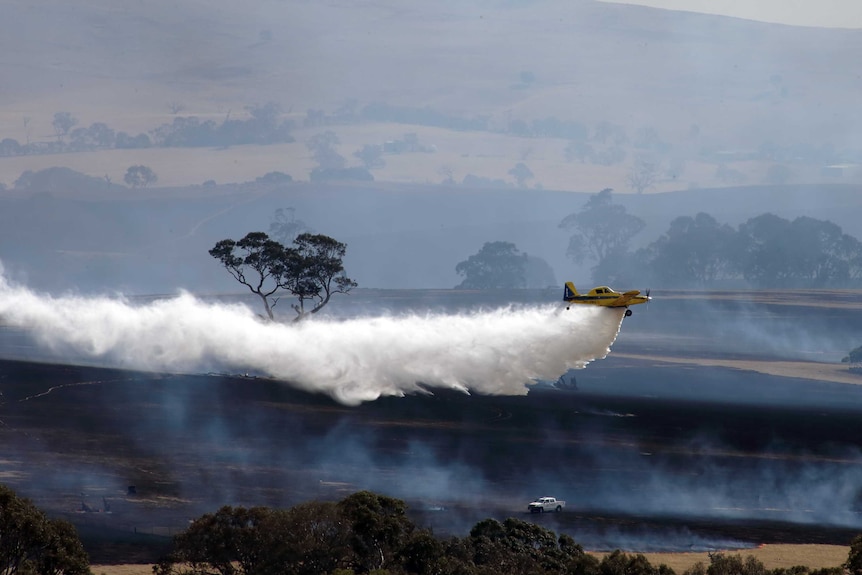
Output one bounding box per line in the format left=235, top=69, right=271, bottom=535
left=624, top=309, right=633, bottom=317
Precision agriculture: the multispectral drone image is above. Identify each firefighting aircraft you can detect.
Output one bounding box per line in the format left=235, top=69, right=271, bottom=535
left=563, top=282, right=650, bottom=316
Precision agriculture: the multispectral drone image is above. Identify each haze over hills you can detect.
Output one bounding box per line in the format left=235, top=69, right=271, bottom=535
left=1, top=0, right=861, bottom=292
left=3, top=0, right=861, bottom=151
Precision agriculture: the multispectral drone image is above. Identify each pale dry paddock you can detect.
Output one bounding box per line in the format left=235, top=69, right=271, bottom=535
left=91, top=544, right=850, bottom=575
left=614, top=353, right=862, bottom=386
left=593, top=544, right=849, bottom=573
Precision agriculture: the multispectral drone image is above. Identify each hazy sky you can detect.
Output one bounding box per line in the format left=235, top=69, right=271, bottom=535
left=599, top=0, right=862, bottom=28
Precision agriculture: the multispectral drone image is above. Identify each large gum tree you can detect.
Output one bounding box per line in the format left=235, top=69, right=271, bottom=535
left=209, top=231, right=356, bottom=321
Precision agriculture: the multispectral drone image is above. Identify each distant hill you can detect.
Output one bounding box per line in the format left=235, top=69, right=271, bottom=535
left=2, top=0, right=860, bottom=147
left=2, top=1, right=861, bottom=293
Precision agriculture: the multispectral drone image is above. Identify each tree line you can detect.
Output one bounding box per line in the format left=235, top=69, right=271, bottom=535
left=0, top=103, right=295, bottom=158
left=454, top=189, right=862, bottom=290
left=5, top=482, right=862, bottom=575
left=567, top=189, right=862, bottom=289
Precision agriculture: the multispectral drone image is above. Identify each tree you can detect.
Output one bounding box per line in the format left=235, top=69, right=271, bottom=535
left=154, top=505, right=274, bottom=575
left=437, top=165, right=456, bottom=185
left=285, top=233, right=358, bottom=318
left=599, top=549, right=662, bottom=575
left=846, top=534, right=862, bottom=575
left=307, top=130, right=346, bottom=169
left=124, top=164, right=158, bottom=187
left=245, top=101, right=281, bottom=129
left=14, top=167, right=117, bottom=194
left=645, top=212, right=740, bottom=287
left=525, top=255, right=557, bottom=288
left=337, top=491, right=415, bottom=573
left=269, top=207, right=309, bottom=244
left=737, top=214, right=862, bottom=287
left=0, top=484, right=90, bottom=575
left=843, top=345, right=862, bottom=365
left=508, top=162, right=534, bottom=187
left=254, top=171, right=293, bottom=185
left=455, top=241, right=528, bottom=289
left=52, top=111, right=77, bottom=141
left=155, top=503, right=350, bottom=575
left=466, top=517, right=601, bottom=575
left=209, top=231, right=356, bottom=321
left=559, top=188, right=645, bottom=278
left=209, top=232, right=287, bottom=320
left=309, top=166, right=373, bottom=182
left=69, top=123, right=116, bottom=150
left=704, top=553, right=767, bottom=575
left=353, top=144, right=385, bottom=169
left=627, top=155, right=660, bottom=193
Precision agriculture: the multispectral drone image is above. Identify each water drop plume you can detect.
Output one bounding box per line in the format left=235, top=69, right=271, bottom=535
left=0, top=269, right=624, bottom=404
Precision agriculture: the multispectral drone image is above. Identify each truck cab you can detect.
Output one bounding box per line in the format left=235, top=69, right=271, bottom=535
left=528, top=496, right=565, bottom=513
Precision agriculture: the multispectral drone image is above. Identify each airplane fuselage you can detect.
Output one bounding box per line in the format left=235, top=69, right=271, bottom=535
left=563, top=283, right=650, bottom=315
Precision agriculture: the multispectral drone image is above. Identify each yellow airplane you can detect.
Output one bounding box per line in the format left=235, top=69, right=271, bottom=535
left=563, top=282, right=650, bottom=316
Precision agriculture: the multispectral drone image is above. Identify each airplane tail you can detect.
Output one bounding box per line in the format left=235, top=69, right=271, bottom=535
left=563, top=282, right=579, bottom=300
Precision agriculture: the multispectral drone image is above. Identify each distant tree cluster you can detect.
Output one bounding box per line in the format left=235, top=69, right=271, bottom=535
left=304, top=130, right=375, bottom=182
left=844, top=345, right=862, bottom=365
left=153, top=490, right=856, bottom=575
left=454, top=241, right=557, bottom=289
left=2, top=483, right=858, bottom=574
left=0, top=103, right=294, bottom=159
left=455, top=241, right=528, bottom=289
left=561, top=189, right=862, bottom=288
left=124, top=164, right=158, bottom=187
left=14, top=166, right=120, bottom=194
left=151, top=102, right=294, bottom=147
left=153, top=490, right=634, bottom=575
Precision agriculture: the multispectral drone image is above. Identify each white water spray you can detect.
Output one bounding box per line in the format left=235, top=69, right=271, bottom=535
left=0, top=269, right=624, bottom=404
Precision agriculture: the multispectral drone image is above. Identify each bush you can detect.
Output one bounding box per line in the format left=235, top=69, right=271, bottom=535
left=0, top=484, right=90, bottom=575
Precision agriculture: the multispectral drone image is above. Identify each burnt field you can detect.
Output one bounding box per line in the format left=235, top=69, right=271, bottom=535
left=2, top=289, right=862, bottom=562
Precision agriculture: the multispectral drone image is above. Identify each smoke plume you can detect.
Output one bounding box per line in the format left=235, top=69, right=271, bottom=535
left=0, top=267, right=624, bottom=404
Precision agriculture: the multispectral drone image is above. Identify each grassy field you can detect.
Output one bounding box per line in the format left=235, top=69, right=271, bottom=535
left=0, top=121, right=741, bottom=193
left=89, top=544, right=850, bottom=574
left=597, top=544, right=850, bottom=572
left=2, top=1, right=859, bottom=194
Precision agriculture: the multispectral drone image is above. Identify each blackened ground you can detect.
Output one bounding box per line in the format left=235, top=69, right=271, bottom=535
left=2, top=355, right=862, bottom=562
left=3, top=288, right=862, bottom=562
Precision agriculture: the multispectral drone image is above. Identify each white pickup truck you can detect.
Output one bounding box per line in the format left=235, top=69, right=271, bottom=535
left=528, top=496, right=565, bottom=513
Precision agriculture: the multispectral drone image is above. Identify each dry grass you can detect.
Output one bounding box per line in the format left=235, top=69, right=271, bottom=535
left=2, top=0, right=860, bottom=196
left=0, top=120, right=762, bottom=193
left=593, top=544, right=849, bottom=572
left=614, top=353, right=862, bottom=386
left=91, top=544, right=849, bottom=575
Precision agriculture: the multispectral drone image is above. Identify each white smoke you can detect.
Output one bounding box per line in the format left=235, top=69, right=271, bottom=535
left=0, top=269, right=624, bottom=405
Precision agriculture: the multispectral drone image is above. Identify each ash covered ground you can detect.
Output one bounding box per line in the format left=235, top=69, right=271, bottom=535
left=2, top=288, right=862, bottom=562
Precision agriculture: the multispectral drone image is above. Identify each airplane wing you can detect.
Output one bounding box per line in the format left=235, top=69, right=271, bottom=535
left=610, top=290, right=641, bottom=306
